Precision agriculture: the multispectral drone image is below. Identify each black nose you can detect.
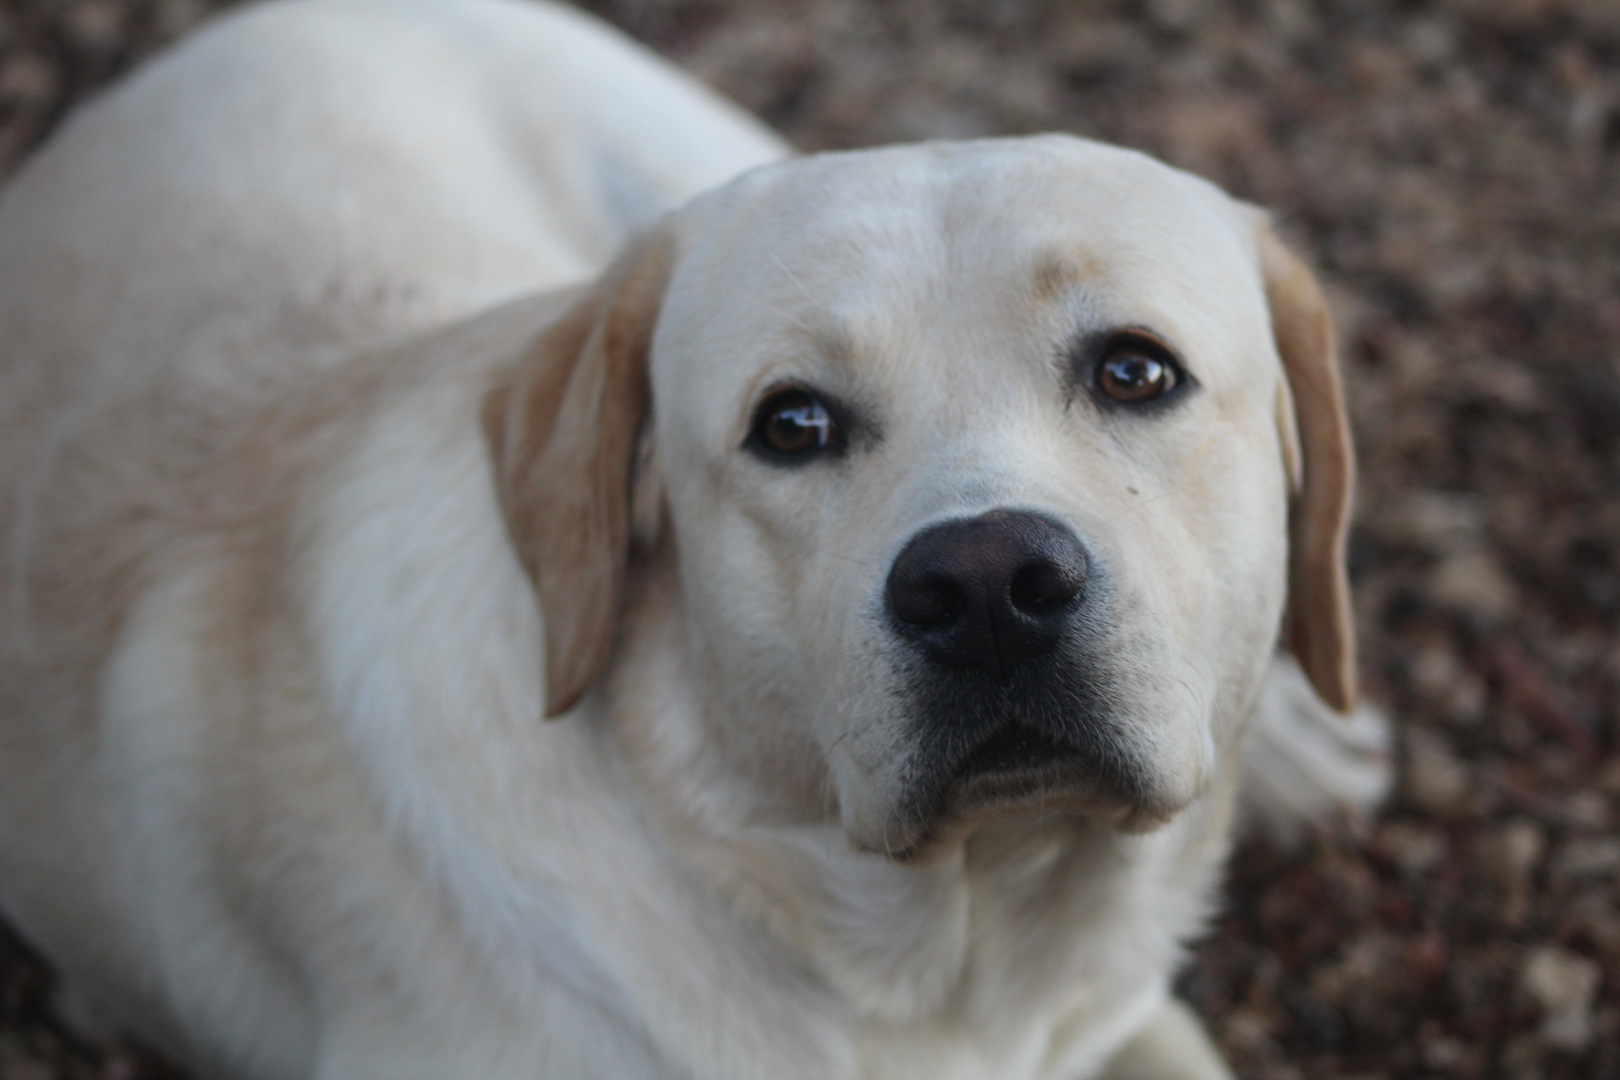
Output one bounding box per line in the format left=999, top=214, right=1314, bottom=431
left=886, top=509, right=1089, bottom=679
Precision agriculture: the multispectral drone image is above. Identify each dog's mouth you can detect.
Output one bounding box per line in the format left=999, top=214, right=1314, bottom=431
left=947, top=723, right=1087, bottom=799
left=866, top=717, right=1172, bottom=862
left=850, top=636, right=1191, bottom=861
left=940, top=719, right=1163, bottom=820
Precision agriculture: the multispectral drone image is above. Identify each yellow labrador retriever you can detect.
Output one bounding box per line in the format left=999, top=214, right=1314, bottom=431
left=0, top=0, right=1383, bottom=1077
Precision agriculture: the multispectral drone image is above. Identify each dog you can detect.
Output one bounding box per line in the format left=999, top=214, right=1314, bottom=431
left=0, top=1, right=1387, bottom=1076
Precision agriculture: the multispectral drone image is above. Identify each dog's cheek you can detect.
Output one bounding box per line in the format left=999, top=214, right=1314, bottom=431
left=671, top=497, right=844, bottom=765
left=1068, top=466, right=1280, bottom=805
left=1148, top=435, right=1291, bottom=752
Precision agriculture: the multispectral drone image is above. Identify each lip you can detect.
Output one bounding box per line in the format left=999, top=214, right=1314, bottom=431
left=946, top=723, right=1087, bottom=797
left=958, top=722, right=1079, bottom=772
left=860, top=635, right=1188, bottom=860
left=857, top=721, right=1167, bottom=863
left=940, top=721, right=1154, bottom=821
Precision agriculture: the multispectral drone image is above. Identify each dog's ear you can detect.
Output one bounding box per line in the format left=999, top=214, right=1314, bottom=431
left=1254, top=216, right=1357, bottom=714
left=483, top=227, right=674, bottom=718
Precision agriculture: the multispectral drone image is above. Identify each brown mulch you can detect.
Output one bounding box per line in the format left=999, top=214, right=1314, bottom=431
left=2, top=1, right=1617, bottom=1078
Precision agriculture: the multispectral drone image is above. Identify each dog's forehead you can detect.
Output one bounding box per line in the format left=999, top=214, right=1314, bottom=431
left=654, top=136, right=1272, bottom=426
left=673, top=137, right=1255, bottom=312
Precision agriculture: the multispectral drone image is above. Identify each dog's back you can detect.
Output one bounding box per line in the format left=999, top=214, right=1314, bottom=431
left=0, top=2, right=782, bottom=1072
left=0, top=0, right=786, bottom=754
left=0, top=0, right=784, bottom=595
left=0, top=0, right=784, bottom=407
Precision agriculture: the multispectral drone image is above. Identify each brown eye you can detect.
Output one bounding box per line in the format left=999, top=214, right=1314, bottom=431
left=749, top=389, right=842, bottom=460
left=1096, top=347, right=1177, bottom=403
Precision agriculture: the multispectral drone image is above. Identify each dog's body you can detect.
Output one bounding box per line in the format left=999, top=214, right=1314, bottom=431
left=0, top=2, right=1380, bottom=1077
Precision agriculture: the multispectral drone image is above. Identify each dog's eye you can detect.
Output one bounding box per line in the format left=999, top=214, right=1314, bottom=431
left=749, top=389, right=843, bottom=460
left=1094, top=338, right=1180, bottom=403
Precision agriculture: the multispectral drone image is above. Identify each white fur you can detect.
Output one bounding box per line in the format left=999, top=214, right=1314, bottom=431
left=0, top=2, right=1379, bottom=1078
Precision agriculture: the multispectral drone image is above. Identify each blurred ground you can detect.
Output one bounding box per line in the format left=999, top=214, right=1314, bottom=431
left=1, top=0, right=1618, bottom=1077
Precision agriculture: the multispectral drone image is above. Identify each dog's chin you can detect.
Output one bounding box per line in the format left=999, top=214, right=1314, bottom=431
left=849, top=723, right=1185, bottom=863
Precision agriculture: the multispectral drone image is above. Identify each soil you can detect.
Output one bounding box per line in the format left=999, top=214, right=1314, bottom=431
left=1, top=1, right=1617, bottom=1078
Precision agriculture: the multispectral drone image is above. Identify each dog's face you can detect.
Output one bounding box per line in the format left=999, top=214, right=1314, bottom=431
left=487, top=136, right=1354, bottom=858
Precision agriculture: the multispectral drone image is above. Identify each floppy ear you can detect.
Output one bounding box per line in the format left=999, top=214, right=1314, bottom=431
left=483, top=227, right=674, bottom=718
left=1254, top=217, right=1358, bottom=714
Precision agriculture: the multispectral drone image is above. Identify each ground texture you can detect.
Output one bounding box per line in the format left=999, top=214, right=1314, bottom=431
left=1, top=0, right=1617, bottom=1077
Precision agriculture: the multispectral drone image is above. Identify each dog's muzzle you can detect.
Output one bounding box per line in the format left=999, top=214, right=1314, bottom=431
left=883, top=509, right=1160, bottom=837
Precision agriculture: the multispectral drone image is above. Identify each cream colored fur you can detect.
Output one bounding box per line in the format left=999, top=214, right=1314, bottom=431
left=0, top=1, right=1385, bottom=1077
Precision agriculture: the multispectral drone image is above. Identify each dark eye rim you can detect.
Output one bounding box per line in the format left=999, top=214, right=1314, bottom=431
left=744, top=384, right=850, bottom=464
left=1074, top=328, right=1195, bottom=410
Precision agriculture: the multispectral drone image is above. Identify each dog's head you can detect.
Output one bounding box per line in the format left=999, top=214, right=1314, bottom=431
left=486, top=136, right=1354, bottom=857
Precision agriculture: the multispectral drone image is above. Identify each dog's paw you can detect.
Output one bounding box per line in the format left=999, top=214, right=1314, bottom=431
left=1237, top=655, right=1394, bottom=847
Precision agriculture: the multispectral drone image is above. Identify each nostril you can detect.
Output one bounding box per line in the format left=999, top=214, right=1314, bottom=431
left=1009, top=560, right=1082, bottom=617
left=890, top=574, right=965, bottom=628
